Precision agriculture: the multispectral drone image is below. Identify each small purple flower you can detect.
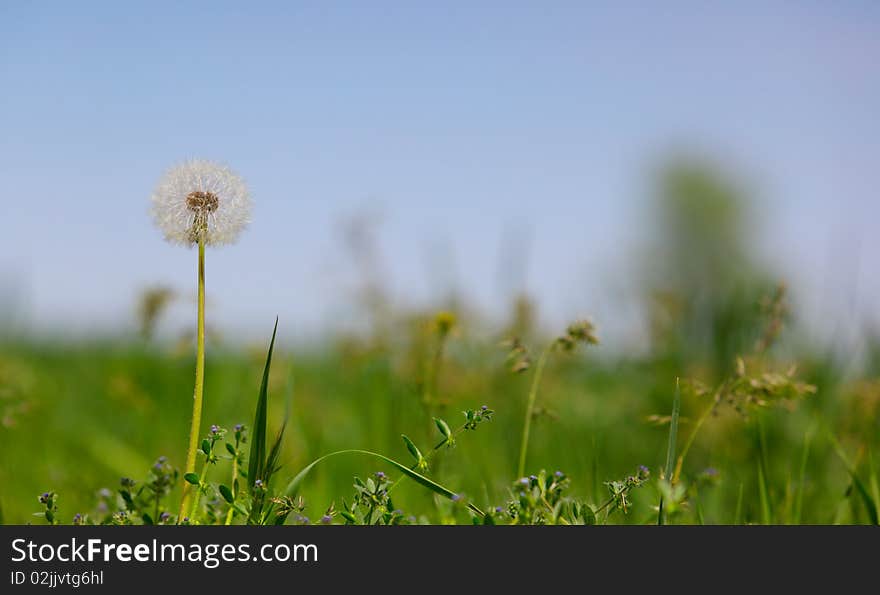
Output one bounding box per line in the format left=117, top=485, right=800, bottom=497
left=703, top=467, right=719, bottom=477
left=554, top=471, right=564, bottom=478
left=375, top=471, right=387, bottom=481
left=495, top=507, right=504, bottom=514
left=254, top=480, right=264, bottom=489
left=159, top=512, right=171, bottom=523
left=481, top=405, right=488, bottom=411
left=639, top=465, right=650, bottom=475
left=518, top=478, right=530, bottom=486
left=529, top=475, right=538, bottom=482
left=182, top=517, right=190, bottom=523
left=210, top=424, right=220, bottom=435
left=157, top=456, right=167, bottom=464
left=451, top=494, right=463, bottom=503
left=320, top=515, right=333, bottom=525
left=393, top=509, right=403, bottom=516
left=234, top=424, right=244, bottom=432
left=72, top=513, right=83, bottom=524
left=39, top=492, right=51, bottom=504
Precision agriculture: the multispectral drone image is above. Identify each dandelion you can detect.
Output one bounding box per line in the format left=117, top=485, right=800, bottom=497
left=150, top=159, right=252, bottom=523
left=150, top=160, right=251, bottom=247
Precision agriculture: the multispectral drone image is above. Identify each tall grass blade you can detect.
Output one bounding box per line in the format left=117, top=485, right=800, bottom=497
left=734, top=481, right=744, bottom=524
left=757, top=462, right=771, bottom=524
left=793, top=426, right=814, bottom=524
left=658, top=378, right=681, bottom=525
left=828, top=432, right=879, bottom=525
left=248, top=317, right=278, bottom=492
left=756, top=417, right=772, bottom=524
left=869, top=449, right=880, bottom=517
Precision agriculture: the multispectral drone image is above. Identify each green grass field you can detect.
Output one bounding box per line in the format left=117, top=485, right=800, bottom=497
left=2, top=296, right=878, bottom=525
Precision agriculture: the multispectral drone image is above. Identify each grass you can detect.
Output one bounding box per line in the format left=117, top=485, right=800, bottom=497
left=1, top=298, right=879, bottom=525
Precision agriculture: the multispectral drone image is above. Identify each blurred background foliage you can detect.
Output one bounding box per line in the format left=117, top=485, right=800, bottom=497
left=1, top=159, right=877, bottom=524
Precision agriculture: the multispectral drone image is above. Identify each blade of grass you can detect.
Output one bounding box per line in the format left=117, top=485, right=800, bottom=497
left=590, top=434, right=600, bottom=504
left=793, top=425, right=814, bottom=524
left=734, top=481, right=744, bottom=524
left=756, top=416, right=772, bottom=524
left=828, top=432, right=878, bottom=525
left=283, top=449, right=484, bottom=519
left=248, top=317, right=278, bottom=492
left=757, top=462, right=771, bottom=525
left=869, top=449, right=880, bottom=516
left=658, top=378, right=681, bottom=525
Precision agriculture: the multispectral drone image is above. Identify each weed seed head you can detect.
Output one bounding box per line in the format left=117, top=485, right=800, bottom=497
left=150, top=159, right=251, bottom=247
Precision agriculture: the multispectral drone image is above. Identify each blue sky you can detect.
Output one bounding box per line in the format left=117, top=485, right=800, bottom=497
left=1, top=1, right=878, bottom=346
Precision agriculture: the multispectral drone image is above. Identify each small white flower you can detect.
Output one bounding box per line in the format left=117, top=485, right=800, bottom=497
left=150, top=159, right=252, bottom=246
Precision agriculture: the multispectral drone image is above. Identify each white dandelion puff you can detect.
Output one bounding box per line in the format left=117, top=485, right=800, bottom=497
left=150, top=159, right=252, bottom=247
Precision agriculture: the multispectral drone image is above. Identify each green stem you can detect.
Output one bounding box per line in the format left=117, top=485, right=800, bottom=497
left=594, top=485, right=629, bottom=521
left=386, top=424, right=468, bottom=497
left=224, top=449, right=240, bottom=526
left=179, top=238, right=206, bottom=521
left=517, top=345, right=552, bottom=479
left=672, top=399, right=716, bottom=483
left=189, top=458, right=211, bottom=520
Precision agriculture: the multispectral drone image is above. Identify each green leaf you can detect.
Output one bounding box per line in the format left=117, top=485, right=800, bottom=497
left=225, top=443, right=237, bottom=457
left=184, top=473, right=200, bottom=485
left=401, top=434, right=423, bottom=462
left=201, top=439, right=211, bottom=456
left=248, top=318, right=278, bottom=492
left=433, top=417, right=453, bottom=446
left=142, top=513, right=154, bottom=526
left=582, top=504, right=597, bottom=526
left=283, top=449, right=484, bottom=520
left=218, top=484, right=234, bottom=504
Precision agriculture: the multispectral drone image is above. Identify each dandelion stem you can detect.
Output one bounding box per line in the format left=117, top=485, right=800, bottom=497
left=517, top=345, right=552, bottom=479
left=179, top=237, right=206, bottom=521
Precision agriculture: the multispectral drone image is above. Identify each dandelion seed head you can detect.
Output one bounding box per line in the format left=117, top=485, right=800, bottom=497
left=150, top=159, right=251, bottom=247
